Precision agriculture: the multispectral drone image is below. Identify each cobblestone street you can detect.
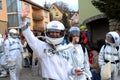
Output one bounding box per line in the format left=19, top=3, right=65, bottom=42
left=0, top=67, right=42, bottom=80
left=1, top=67, right=120, bottom=80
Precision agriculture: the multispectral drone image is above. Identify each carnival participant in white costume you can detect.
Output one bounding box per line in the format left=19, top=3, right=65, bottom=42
left=0, top=34, right=7, bottom=77
left=67, top=27, right=92, bottom=80
left=4, top=29, right=24, bottom=80
left=20, top=7, right=82, bottom=80
left=99, top=31, right=120, bottom=80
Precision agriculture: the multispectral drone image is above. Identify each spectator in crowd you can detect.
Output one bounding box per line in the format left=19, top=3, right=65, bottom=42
left=90, top=49, right=101, bottom=80
left=26, top=42, right=33, bottom=66
left=80, top=25, right=92, bottom=50
left=22, top=40, right=31, bottom=68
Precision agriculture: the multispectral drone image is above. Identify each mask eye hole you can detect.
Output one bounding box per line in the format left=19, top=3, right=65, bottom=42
left=106, top=36, right=114, bottom=43
left=46, top=29, right=65, bottom=38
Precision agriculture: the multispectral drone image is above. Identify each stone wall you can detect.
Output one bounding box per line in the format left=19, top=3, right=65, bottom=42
left=109, top=19, right=120, bottom=31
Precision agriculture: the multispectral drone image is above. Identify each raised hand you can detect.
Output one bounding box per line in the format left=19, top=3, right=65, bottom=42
left=21, top=7, right=29, bottom=22
left=75, top=68, right=83, bottom=76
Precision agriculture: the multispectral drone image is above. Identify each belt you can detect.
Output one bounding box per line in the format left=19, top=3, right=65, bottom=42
left=0, top=51, right=3, bottom=53
left=42, top=78, right=55, bottom=80
left=104, top=60, right=119, bottom=64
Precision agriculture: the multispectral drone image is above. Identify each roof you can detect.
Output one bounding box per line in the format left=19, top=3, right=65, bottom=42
left=71, top=12, right=79, bottom=20
left=21, top=0, right=49, bottom=11
left=50, top=3, right=64, bottom=14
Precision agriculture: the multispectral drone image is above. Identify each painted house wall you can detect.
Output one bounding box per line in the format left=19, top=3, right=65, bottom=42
left=78, top=0, right=102, bottom=24
left=0, top=0, right=7, bottom=34
left=50, top=5, right=63, bottom=20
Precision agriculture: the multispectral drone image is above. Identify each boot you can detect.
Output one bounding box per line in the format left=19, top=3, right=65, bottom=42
left=0, top=70, right=7, bottom=78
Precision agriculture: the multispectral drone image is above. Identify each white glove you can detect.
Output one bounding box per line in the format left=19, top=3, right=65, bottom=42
left=20, top=21, right=28, bottom=28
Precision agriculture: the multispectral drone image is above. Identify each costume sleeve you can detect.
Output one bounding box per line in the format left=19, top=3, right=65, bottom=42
left=118, top=46, right=120, bottom=70
left=20, top=22, right=44, bottom=57
left=66, top=59, right=75, bottom=75
left=98, top=45, right=106, bottom=68
left=4, top=39, right=10, bottom=57
left=84, top=48, right=92, bottom=77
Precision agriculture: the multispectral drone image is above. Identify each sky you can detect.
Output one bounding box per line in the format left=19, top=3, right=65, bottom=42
left=31, top=0, right=78, bottom=11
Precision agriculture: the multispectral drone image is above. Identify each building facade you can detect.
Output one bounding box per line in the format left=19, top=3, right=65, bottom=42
left=50, top=4, right=63, bottom=21
left=0, top=0, right=50, bottom=35
left=0, top=0, right=7, bottom=34
left=6, top=0, right=22, bottom=30
left=78, top=0, right=109, bottom=44
left=21, top=0, right=50, bottom=35
left=70, top=12, right=79, bottom=26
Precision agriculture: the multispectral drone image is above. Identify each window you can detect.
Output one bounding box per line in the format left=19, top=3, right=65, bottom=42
left=17, top=0, right=22, bottom=12
left=8, top=14, right=20, bottom=27
left=56, top=12, right=59, bottom=16
left=0, top=0, right=2, bottom=9
left=44, top=11, right=48, bottom=18
left=6, top=0, right=19, bottom=12
left=75, top=13, right=77, bottom=16
left=52, top=7, right=56, bottom=11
